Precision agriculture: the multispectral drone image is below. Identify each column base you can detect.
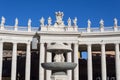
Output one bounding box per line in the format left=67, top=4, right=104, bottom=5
left=51, top=75, right=67, bottom=80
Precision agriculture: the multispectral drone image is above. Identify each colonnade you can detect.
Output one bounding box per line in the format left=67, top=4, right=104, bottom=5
left=0, top=41, right=31, bottom=80
left=0, top=41, right=120, bottom=80
left=86, top=43, right=120, bottom=80
left=0, top=42, right=79, bottom=80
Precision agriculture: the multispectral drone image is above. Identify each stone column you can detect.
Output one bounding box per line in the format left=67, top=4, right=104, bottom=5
left=11, top=42, right=17, bottom=80
left=39, top=43, right=45, bottom=80
left=46, top=51, right=52, bottom=80
left=0, top=41, right=3, bottom=80
left=74, top=43, right=79, bottom=80
left=67, top=44, right=72, bottom=80
left=101, top=44, right=107, bottom=80
left=25, top=42, right=31, bottom=80
left=115, top=43, right=120, bottom=80
left=87, top=44, right=93, bottom=80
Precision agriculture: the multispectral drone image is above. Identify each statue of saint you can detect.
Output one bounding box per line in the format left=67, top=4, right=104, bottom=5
left=54, top=11, right=64, bottom=26
left=48, top=17, right=52, bottom=26
left=1, top=16, right=5, bottom=26
left=100, top=19, right=104, bottom=27
left=87, top=19, right=91, bottom=28
left=114, top=18, right=117, bottom=26
left=15, top=18, right=18, bottom=26
left=73, top=17, right=77, bottom=26
left=54, top=53, right=65, bottom=62
left=54, top=54, right=61, bottom=62
left=40, top=17, right=45, bottom=26
left=28, top=19, right=32, bottom=27
left=61, top=54, right=65, bottom=62
left=67, top=17, right=71, bottom=27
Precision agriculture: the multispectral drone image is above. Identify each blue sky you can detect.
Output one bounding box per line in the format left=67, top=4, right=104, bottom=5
left=0, top=0, right=120, bottom=28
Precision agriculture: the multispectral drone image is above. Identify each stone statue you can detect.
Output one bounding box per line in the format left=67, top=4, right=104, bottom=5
left=54, top=53, right=65, bottom=62
left=100, top=19, right=104, bottom=27
left=114, top=18, right=117, bottom=26
left=73, top=17, right=77, bottom=26
left=48, top=17, right=52, bottom=26
left=15, top=18, right=18, bottom=26
left=1, top=16, right=5, bottom=26
left=54, top=11, right=64, bottom=26
left=67, top=17, right=71, bottom=27
left=40, top=17, right=45, bottom=26
left=87, top=19, right=91, bottom=28
left=61, top=54, right=65, bottom=62
left=54, top=54, right=61, bottom=62
left=28, top=19, right=32, bottom=27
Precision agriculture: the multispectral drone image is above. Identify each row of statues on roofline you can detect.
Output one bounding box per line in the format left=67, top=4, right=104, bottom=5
left=87, top=18, right=118, bottom=28
left=0, top=16, right=78, bottom=27
left=40, top=17, right=78, bottom=27
left=0, top=14, right=118, bottom=27
left=0, top=16, right=32, bottom=27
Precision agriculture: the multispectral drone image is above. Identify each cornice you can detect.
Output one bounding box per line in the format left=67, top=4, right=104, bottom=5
left=79, top=40, right=120, bottom=45
left=80, top=31, right=120, bottom=37
left=1, top=29, right=120, bottom=39
left=0, top=30, right=36, bottom=36
left=38, top=31, right=81, bottom=36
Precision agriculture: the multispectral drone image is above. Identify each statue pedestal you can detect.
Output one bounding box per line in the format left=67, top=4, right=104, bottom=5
left=51, top=75, right=67, bottom=80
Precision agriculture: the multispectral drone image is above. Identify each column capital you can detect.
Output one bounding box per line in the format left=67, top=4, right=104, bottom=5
left=100, top=40, right=106, bottom=45
left=114, top=42, right=119, bottom=45
left=12, top=42, right=17, bottom=44
left=26, top=40, right=31, bottom=45
left=73, top=43, right=79, bottom=46
left=0, top=38, right=3, bottom=43
left=100, top=43, right=106, bottom=45
left=0, top=41, right=3, bottom=43
left=87, top=43, right=92, bottom=46
left=68, top=43, right=71, bottom=47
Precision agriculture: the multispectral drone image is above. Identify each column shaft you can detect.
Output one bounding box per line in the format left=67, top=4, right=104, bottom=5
left=87, top=44, right=93, bottom=80
left=74, top=43, right=79, bottom=80
left=46, top=51, right=52, bottom=80
left=101, top=44, right=107, bottom=80
left=67, top=44, right=72, bottom=80
left=0, top=42, right=3, bottom=80
left=39, top=43, right=45, bottom=80
left=25, top=43, right=31, bottom=80
left=115, top=43, right=120, bottom=80
left=11, top=43, right=17, bottom=80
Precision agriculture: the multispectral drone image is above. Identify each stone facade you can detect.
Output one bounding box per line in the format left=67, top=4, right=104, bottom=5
left=0, top=12, right=120, bottom=80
